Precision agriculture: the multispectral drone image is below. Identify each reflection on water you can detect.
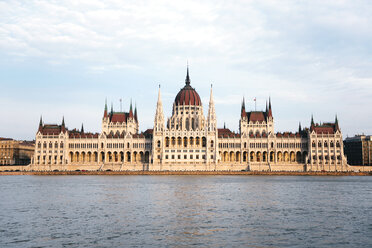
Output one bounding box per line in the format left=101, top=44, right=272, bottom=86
left=1, top=176, right=372, bottom=247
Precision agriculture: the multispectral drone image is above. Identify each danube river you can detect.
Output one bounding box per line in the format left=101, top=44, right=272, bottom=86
left=1, top=176, right=371, bottom=247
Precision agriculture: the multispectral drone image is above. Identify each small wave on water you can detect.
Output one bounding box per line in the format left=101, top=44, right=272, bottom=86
left=0, top=175, right=372, bottom=247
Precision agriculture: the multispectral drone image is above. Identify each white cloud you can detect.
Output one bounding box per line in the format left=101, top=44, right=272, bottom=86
left=0, top=0, right=371, bottom=138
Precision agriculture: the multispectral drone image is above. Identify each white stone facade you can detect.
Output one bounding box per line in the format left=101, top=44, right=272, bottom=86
left=31, top=69, right=349, bottom=171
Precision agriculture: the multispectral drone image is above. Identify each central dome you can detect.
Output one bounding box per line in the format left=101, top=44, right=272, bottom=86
left=174, top=67, right=202, bottom=106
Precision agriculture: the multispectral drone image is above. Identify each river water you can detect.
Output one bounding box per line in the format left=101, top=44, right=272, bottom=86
left=0, top=176, right=371, bottom=247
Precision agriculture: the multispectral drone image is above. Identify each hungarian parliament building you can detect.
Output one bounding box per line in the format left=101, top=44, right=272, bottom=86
left=32, top=68, right=349, bottom=171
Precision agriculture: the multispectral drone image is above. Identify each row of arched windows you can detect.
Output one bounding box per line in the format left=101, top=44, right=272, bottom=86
left=312, top=141, right=340, bottom=148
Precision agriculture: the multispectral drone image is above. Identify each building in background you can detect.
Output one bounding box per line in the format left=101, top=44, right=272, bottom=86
left=0, top=138, right=35, bottom=165
left=344, top=135, right=372, bottom=166
left=31, top=67, right=348, bottom=171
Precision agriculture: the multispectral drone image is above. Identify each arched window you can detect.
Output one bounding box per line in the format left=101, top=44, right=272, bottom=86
left=202, top=137, right=206, bottom=148
left=157, top=140, right=161, bottom=148
left=165, top=137, right=170, bottom=147
left=211, top=140, right=214, bottom=148
left=330, top=141, right=334, bottom=147
left=60, top=142, right=63, bottom=148
left=244, top=142, right=247, bottom=148
left=38, top=142, right=41, bottom=149
left=191, top=118, right=195, bottom=130
left=186, top=118, right=190, bottom=130
left=55, top=142, right=58, bottom=148
left=318, top=142, right=322, bottom=147
left=324, top=141, right=328, bottom=148
left=336, top=141, right=340, bottom=148
left=49, top=142, right=52, bottom=148
left=312, top=142, right=316, bottom=148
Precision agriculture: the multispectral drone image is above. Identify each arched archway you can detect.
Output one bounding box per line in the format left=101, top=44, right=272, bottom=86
left=256, top=152, right=261, bottom=162
left=250, top=152, right=255, bottom=162
left=270, top=152, right=275, bottom=162
left=263, top=151, right=267, bottom=162
left=296, top=151, right=302, bottom=163
left=230, top=152, right=234, bottom=162
left=284, top=151, right=289, bottom=162
left=290, top=151, right=295, bottom=162
left=243, top=151, right=247, bottom=162
left=277, top=152, right=283, bottom=162
left=236, top=151, right=240, bottom=162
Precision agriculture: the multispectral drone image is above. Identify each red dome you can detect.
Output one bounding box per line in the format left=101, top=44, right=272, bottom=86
left=174, top=66, right=202, bottom=106
left=175, top=85, right=202, bottom=106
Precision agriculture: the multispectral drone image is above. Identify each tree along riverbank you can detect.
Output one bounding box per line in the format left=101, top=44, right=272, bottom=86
left=1, top=171, right=372, bottom=176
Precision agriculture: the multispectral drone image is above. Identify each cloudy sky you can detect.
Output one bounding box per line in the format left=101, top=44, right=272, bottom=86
left=0, top=0, right=371, bottom=140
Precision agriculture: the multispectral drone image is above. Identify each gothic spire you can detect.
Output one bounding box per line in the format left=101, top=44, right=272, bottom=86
left=81, top=123, right=84, bottom=133
left=129, top=99, right=133, bottom=118
left=110, top=102, right=113, bottom=114
left=185, top=64, right=190, bottom=85
left=241, top=97, right=247, bottom=118
left=299, top=122, right=302, bottom=133
left=207, top=84, right=216, bottom=131
left=335, top=114, right=339, bottom=131
left=134, top=102, right=138, bottom=122
left=154, top=84, right=164, bottom=131
left=62, top=116, right=65, bottom=127
left=268, top=97, right=273, bottom=117
left=104, top=98, right=108, bottom=118
left=39, top=115, right=43, bottom=127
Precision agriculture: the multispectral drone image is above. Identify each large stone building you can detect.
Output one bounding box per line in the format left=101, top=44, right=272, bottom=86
left=0, top=138, right=35, bottom=165
left=31, top=68, right=349, bottom=171
left=344, top=135, right=372, bottom=166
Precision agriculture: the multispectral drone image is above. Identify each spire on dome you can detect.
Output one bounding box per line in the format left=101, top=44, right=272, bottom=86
left=185, top=64, right=190, bottom=85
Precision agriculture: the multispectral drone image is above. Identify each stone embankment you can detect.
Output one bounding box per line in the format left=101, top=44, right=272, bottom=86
left=1, top=171, right=371, bottom=176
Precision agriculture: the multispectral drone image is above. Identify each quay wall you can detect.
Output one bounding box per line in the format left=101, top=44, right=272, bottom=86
left=1, top=163, right=372, bottom=173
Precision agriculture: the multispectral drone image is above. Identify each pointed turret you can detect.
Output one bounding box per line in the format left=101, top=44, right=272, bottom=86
left=62, top=116, right=65, bottom=127
left=129, top=99, right=133, bottom=118
left=241, top=97, right=247, bottom=118
left=134, top=102, right=138, bottom=122
left=268, top=97, right=273, bottom=117
left=81, top=123, right=84, bottom=133
left=335, top=114, right=340, bottom=131
left=207, top=84, right=217, bottom=131
left=38, top=115, right=43, bottom=132
left=104, top=98, right=108, bottom=118
left=310, top=114, right=315, bottom=131
left=298, top=122, right=302, bottom=133
left=154, top=85, right=165, bottom=132
left=110, top=102, right=113, bottom=114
